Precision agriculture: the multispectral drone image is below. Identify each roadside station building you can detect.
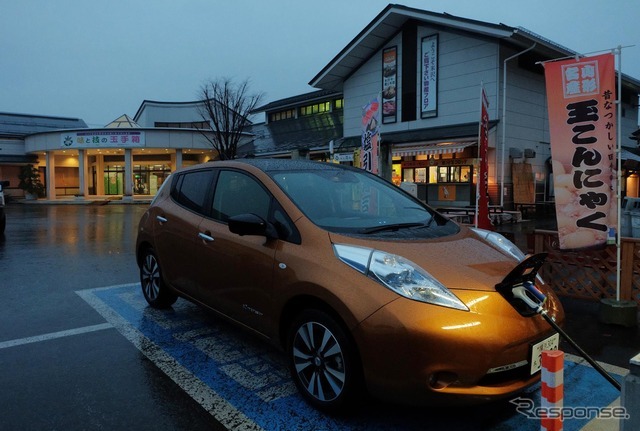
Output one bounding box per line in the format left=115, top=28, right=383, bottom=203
left=27, top=101, right=231, bottom=200
left=0, top=101, right=240, bottom=200
left=243, top=4, right=640, bottom=208
left=302, top=4, right=640, bottom=208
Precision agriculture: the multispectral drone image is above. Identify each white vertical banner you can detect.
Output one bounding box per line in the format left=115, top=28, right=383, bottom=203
left=420, top=34, right=438, bottom=118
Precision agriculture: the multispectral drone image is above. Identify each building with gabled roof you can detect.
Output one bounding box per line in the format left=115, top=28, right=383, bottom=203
left=301, top=3, right=640, bottom=208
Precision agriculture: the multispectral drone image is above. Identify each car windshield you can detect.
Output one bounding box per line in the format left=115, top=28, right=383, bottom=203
left=270, top=167, right=457, bottom=237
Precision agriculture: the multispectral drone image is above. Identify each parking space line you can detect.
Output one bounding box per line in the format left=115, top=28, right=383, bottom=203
left=0, top=323, right=113, bottom=350
left=76, top=284, right=265, bottom=431
left=565, top=352, right=629, bottom=378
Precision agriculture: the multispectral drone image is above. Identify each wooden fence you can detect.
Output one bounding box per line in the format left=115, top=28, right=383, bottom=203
left=528, top=230, right=640, bottom=305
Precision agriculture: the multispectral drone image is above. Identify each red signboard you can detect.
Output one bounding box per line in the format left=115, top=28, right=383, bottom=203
left=475, top=85, right=492, bottom=230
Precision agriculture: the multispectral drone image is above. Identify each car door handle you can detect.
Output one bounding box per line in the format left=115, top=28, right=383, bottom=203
left=198, top=232, right=215, bottom=242
left=156, top=215, right=168, bottom=223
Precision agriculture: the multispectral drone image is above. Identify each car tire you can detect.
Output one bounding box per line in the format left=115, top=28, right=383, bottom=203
left=287, top=309, right=363, bottom=413
left=0, top=213, right=5, bottom=235
left=140, top=247, right=178, bottom=309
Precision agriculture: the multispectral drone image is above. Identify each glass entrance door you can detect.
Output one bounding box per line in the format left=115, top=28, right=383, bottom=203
left=104, top=171, right=124, bottom=195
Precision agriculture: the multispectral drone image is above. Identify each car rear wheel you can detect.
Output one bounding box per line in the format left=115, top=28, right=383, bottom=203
left=287, top=309, right=362, bottom=412
left=140, top=247, right=178, bottom=308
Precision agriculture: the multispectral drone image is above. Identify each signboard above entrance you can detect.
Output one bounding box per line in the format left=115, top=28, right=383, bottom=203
left=61, top=131, right=146, bottom=148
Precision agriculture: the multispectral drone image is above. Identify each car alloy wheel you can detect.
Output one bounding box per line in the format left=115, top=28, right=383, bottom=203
left=140, top=248, right=177, bottom=308
left=288, top=310, right=361, bottom=411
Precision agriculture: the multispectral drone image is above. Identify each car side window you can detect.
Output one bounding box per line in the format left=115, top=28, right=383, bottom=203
left=171, top=170, right=213, bottom=215
left=211, top=170, right=271, bottom=222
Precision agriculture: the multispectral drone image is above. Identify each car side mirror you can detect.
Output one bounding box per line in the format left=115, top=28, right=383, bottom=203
left=228, top=213, right=278, bottom=239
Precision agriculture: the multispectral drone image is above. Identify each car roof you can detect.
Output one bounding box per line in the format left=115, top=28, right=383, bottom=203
left=233, top=158, right=346, bottom=173
left=174, top=158, right=355, bottom=178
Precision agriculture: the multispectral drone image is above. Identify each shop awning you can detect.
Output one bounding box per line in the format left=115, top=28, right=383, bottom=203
left=392, top=141, right=476, bottom=157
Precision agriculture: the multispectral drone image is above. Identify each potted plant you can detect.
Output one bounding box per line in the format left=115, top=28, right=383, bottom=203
left=18, top=164, right=45, bottom=199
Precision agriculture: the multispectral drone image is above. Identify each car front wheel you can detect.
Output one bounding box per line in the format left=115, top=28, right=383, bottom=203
left=140, top=247, right=178, bottom=308
left=287, top=309, right=362, bottom=412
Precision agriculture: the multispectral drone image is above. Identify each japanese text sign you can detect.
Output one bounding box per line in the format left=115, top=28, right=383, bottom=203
left=61, top=131, right=146, bottom=148
left=544, top=53, right=617, bottom=249
left=361, top=97, right=380, bottom=174
left=421, top=35, right=438, bottom=118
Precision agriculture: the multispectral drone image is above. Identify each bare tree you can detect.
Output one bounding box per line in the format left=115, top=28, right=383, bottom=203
left=197, top=77, right=264, bottom=160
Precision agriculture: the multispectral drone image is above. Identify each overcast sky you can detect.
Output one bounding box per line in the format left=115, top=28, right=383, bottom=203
left=2, top=0, right=639, bottom=128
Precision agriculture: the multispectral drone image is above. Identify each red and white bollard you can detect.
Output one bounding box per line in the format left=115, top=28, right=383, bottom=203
left=541, top=350, right=564, bottom=431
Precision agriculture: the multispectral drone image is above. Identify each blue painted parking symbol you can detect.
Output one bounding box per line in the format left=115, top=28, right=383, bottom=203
left=78, top=284, right=624, bottom=431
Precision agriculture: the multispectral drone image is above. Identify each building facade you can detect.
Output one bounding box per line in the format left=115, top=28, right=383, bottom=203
left=0, top=101, right=252, bottom=200
left=2, top=4, right=640, bottom=208
left=241, top=89, right=346, bottom=160
left=0, top=113, right=87, bottom=198
left=308, top=5, right=640, bottom=208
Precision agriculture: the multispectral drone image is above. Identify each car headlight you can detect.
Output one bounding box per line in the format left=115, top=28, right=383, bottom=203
left=333, top=244, right=469, bottom=311
left=469, top=228, right=526, bottom=262
left=469, top=228, right=546, bottom=285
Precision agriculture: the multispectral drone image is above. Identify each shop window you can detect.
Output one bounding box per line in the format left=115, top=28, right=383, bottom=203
left=436, top=166, right=472, bottom=183
left=438, top=167, right=448, bottom=183
left=429, top=166, right=438, bottom=183
left=414, top=168, right=427, bottom=183
left=392, top=163, right=402, bottom=185
left=460, top=166, right=471, bottom=182
left=133, top=164, right=171, bottom=195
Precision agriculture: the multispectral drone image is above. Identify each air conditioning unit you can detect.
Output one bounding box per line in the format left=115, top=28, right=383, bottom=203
left=524, top=149, right=536, bottom=158
left=509, top=148, right=523, bottom=158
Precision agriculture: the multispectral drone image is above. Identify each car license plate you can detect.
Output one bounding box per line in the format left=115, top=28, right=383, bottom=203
left=529, top=333, right=560, bottom=375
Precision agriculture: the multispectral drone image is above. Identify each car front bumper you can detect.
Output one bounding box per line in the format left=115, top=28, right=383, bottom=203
left=353, top=288, right=564, bottom=405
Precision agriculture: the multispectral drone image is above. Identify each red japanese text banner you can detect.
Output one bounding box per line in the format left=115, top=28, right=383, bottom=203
left=361, top=96, right=380, bottom=174
left=475, top=84, right=492, bottom=230
left=544, top=53, right=617, bottom=249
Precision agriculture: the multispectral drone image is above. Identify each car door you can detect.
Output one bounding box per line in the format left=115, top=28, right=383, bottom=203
left=194, top=169, right=277, bottom=334
left=153, top=168, right=215, bottom=300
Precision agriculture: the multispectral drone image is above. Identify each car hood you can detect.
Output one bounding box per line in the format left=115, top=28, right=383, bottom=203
left=328, top=228, right=519, bottom=292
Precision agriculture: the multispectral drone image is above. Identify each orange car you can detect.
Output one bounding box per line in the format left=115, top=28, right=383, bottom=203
left=135, top=159, right=564, bottom=412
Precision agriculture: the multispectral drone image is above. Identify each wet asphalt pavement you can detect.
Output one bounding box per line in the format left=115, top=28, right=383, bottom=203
left=0, top=203, right=225, bottom=431
left=0, top=203, right=637, bottom=430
